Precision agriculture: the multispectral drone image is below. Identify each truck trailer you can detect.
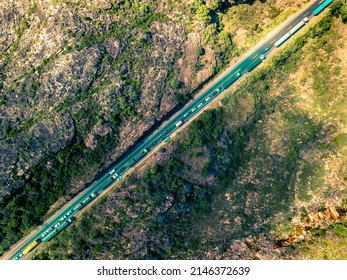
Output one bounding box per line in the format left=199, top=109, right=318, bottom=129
left=42, top=218, right=75, bottom=243
left=245, top=58, right=262, bottom=73
left=274, top=32, right=291, bottom=47
left=313, top=0, right=333, bottom=16
left=289, top=20, right=306, bottom=35
left=22, top=239, right=41, bottom=255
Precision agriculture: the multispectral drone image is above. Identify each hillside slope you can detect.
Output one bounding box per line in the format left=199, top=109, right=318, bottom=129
left=0, top=0, right=307, bottom=255
left=32, top=1, right=347, bottom=259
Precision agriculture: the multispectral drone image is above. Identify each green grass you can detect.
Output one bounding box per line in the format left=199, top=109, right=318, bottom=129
left=330, top=223, right=347, bottom=238
left=333, top=133, right=347, bottom=147
left=294, top=222, right=347, bottom=260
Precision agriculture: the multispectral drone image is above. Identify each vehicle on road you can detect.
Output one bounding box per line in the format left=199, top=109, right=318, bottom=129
left=274, top=32, right=291, bottom=47
left=60, top=215, right=67, bottom=221
left=82, top=196, right=91, bottom=204
left=175, top=120, right=183, bottom=127
left=216, top=86, right=224, bottom=93
left=246, top=58, right=263, bottom=72
left=289, top=20, right=306, bottom=35
left=313, top=0, right=333, bottom=16
left=15, top=238, right=42, bottom=259
left=15, top=253, right=24, bottom=260
left=73, top=203, right=83, bottom=212
left=41, top=218, right=75, bottom=243
left=151, top=140, right=158, bottom=147
left=116, top=175, right=122, bottom=181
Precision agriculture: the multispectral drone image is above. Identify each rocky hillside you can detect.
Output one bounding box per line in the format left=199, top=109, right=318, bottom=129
left=0, top=0, right=307, bottom=256
left=31, top=1, right=347, bottom=260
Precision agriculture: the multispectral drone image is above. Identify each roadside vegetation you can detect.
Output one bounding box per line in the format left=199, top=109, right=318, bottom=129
left=32, top=2, right=347, bottom=259
left=0, top=0, right=308, bottom=256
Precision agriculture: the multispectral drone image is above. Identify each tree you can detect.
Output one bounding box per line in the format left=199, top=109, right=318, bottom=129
left=341, top=3, right=347, bottom=23
left=196, top=5, right=212, bottom=24
left=206, top=0, right=223, bottom=11
left=330, top=0, right=347, bottom=23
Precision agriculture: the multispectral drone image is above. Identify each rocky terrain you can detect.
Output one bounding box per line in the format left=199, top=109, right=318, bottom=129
left=0, top=0, right=223, bottom=253
left=31, top=1, right=347, bottom=260
left=0, top=0, right=320, bottom=257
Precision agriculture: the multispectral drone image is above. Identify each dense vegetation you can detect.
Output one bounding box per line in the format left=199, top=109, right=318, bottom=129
left=1, top=0, right=306, bottom=256
left=32, top=2, right=347, bottom=259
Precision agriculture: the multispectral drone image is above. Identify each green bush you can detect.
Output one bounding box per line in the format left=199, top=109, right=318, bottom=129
left=330, top=223, right=347, bottom=238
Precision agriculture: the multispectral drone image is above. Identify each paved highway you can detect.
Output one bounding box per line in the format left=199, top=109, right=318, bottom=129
left=8, top=0, right=329, bottom=260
